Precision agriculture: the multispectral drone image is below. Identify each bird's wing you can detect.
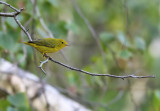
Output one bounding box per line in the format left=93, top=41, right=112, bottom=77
left=28, top=39, right=56, bottom=48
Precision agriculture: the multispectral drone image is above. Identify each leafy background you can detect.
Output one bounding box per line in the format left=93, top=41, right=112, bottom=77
left=0, top=0, right=160, bottom=111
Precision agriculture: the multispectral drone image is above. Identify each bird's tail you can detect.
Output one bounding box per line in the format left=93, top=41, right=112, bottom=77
left=23, top=41, right=36, bottom=47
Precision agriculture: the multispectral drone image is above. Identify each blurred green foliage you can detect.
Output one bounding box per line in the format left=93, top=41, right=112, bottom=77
left=0, top=93, right=31, bottom=111
left=0, top=0, right=160, bottom=110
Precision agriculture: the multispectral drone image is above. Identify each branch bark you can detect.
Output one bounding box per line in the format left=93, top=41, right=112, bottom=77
left=44, top=54, right=155, bottom=79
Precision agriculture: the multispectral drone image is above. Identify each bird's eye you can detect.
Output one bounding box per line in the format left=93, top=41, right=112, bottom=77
left=62, top=42, right=64, bottom=44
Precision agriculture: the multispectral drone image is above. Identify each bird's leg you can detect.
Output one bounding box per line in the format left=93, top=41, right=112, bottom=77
left=43, top=53, right=46, bottom=57
left=39, top=57, right=49, bottom=76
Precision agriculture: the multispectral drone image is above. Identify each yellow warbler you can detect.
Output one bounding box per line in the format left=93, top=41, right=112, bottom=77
left=24, top=38, right=68, bottom=55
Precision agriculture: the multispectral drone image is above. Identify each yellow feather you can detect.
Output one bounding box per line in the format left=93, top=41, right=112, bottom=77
left=23, top=38, right=68, bottom=55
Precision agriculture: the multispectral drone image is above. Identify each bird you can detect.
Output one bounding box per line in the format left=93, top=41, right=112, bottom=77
left=23, top=38, right=68, bottom=55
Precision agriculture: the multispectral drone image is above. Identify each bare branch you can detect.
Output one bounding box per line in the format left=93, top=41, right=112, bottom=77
left=0, top=1, right=19, bottom=12
left=0, top=12, right=17, bottom=17
left=0, top=1, right=24, bottom=17
left=0, top=1, right=32, bottom=41
left=13, top=16, right=32, bottom=41
left=38, top=57, right=49, bottom=75
left=0, top=8, right=23, bottom=17
left=43, top=54, right=155, bottom=79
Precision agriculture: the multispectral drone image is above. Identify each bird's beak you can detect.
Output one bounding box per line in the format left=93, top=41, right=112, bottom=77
left=65, top=44, right=69, bottom=46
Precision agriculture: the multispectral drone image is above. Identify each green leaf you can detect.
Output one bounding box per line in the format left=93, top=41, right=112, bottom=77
left=0, top=29, right=21, bottom=53
left=49, top=21, right=67, bottom=38
left=118, top=50, right=132, bottom=59
left=6, top=18, right=18, bottom=28
left=65, top=22, right=79, bottom=34
left=117, top=32, right=129, bottom=47
left=26, top=1, right=33, bottom=15
left=0, top=99, right=10, bottom=111
left=67, top=72, right=76, bottom=85
left=93, top=77, right=104, bottom=87
left=41, top=1, right=55, bottom=12
left=100, top=32, right=114, bottom=44
left=17, top=107, right=31, bottom=111
left=16, top=53, right=26, bottom=68
left=152, top=90, right=160, bottom=111
left=7, top=93, right=29, bottom=108
left=0, top=31, right=15, bottom=52
left=155, top=90, right=160, bottom=100
left=7, top=107, right=18, bottom=111
left=47, top=0, right=58, bottom=7
left=135, top=37, right=146, bottom=50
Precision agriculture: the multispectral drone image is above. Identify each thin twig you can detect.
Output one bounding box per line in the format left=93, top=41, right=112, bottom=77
left=43, top=54, right=155, bottom=79
left=0, top=1, right=19, bottom=12
left=0, top=12, right=16, bottom=17
left=0, top=1, right=32, bottom=41
left=14, top=16, right=32, bottom=41
left=0, top=1, right=23, bottom=16
left=38, top=57, right=49, bottom=75
left=0, top=7, right=23, bottom=17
